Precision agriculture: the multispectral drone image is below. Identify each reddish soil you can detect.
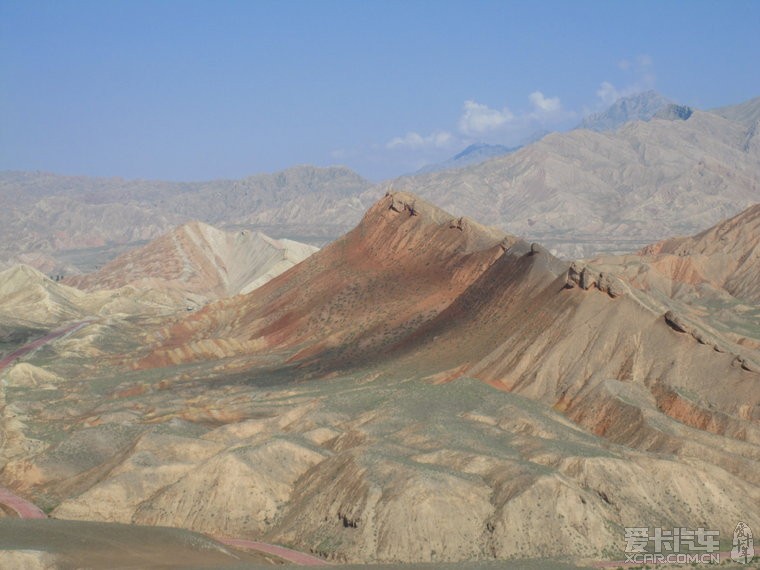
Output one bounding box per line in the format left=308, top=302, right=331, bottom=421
left=0, top=487, right=46, bottom=519
left=216, top=537, right=330, bottom=566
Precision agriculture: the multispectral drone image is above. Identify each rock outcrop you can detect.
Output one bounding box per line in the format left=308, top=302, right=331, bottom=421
left=565, top=262, right=625, bottom=297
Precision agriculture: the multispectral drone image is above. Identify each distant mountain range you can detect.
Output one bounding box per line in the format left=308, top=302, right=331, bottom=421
left=0, top=166, right=370, bottom=275
left=391, top=103, right=760, bottom=257
left=1, top=94, right=758, bottom=269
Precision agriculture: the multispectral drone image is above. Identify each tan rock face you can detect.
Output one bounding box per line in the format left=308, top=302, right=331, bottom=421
left=565, top=262, right=626, bottom=297
left=590, top=203, right=760, bottom=369
left=132, top=438, right=327, bottom=536
left=52, top=433, right=225, bottom=522
left=639, top=203, right=760, bottom=303
left=0, top=265, right=88, bottom=328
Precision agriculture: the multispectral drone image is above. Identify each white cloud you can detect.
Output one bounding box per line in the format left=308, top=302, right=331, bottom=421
left=386, top=130, right=453, bottom=150
left=381, top=91, right=572, bottom=164
left=529, top=91, right=561, bottom=114
left=596, top=54, right=656, bottom=106
left=458, top=100, right=514, bottom=136
left=596, top=81, right=621, bottom=106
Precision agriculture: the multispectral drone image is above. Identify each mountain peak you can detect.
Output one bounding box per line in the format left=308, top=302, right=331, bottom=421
left=580, top=90, right=673, bottom=131
left=381, top=191, right=450, bottom=223
left=360, top=191, right=508, bottom=255
left=452, top=143, right=515, bottom=161
left=653, top=103, right=694, bottom=121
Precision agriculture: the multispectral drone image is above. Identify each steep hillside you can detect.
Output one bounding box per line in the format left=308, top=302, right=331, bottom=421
left=143, top=193, right=759, bottom=428
left=0, top=265, right=89, bottom=329
left=639, top=203, right=760, bottom=303
left=0, top=262, right=209, bottom=340
left=65, top=221, right=318, bottom=302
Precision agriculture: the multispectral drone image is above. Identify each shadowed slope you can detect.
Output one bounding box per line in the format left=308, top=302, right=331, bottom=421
left=368, top=234, right=760, bottom=443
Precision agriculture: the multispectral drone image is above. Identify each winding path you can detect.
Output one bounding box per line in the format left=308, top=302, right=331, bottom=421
left=0, top=320, right=330, bottom=565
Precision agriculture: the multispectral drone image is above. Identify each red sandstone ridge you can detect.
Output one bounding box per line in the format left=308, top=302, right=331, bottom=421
left=140, top=191, right=519, bottom=368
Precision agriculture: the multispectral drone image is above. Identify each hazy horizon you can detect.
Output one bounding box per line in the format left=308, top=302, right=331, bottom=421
left=2, top=0, right=759, bottom=182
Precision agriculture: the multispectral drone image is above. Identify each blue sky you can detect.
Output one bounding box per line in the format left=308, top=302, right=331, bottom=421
left=1, top=0, right=759, bottom=181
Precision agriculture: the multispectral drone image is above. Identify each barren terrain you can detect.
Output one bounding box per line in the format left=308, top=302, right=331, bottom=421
left=0, top=192, right=757, bottom=566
